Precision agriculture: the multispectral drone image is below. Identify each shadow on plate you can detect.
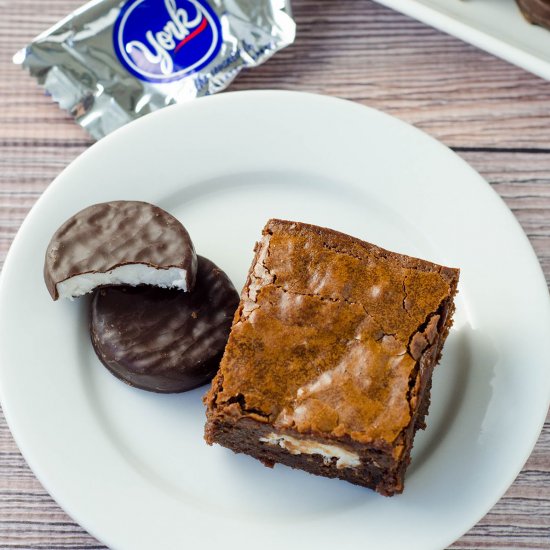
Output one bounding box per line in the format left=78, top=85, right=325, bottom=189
left=408, top=323, right=498, bottom=475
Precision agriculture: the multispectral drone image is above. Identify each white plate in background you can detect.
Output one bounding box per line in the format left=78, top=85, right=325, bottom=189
left=373, top=0, right=550, bottom=80
left=0, top=91, right=549, bottom=550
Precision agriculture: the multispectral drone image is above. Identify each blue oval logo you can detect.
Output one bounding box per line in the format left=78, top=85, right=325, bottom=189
left=113, top=0, right=222, bottom=83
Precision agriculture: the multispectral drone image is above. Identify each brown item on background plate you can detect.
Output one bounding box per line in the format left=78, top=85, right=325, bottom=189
left=204, top=219, right=459, bottom=496
left=516, top=0, right=550, bottom=30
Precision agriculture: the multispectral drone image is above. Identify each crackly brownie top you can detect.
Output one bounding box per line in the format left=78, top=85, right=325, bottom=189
left=207, top=219, right=459, bottom=446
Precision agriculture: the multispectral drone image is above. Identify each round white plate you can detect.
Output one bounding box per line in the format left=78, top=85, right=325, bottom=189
left=1, top=91, right=549, bottom=550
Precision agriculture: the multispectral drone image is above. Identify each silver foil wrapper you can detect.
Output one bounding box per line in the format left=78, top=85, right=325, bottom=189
left=14, top=0, right=295, bottom=139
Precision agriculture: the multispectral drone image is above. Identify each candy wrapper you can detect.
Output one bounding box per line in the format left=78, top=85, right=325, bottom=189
left=14, top=0, right=296, bottom=139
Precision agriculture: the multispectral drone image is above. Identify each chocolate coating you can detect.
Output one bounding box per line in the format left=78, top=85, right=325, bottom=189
left=90, top=256, right=239, bottom=393
left=517, top=0, right=550, bottom=30
left=44, top=201, right=197, bottom=299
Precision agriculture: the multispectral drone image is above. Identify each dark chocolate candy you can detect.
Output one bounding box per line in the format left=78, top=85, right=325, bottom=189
left=44, top=201, right=197, bottom=300
left=90, top=256, right=239, bottom=393
left=516, top=0, right=550, bottom=30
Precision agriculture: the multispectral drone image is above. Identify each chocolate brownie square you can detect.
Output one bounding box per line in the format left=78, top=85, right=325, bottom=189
left=204, top=219, right=459, bottom=495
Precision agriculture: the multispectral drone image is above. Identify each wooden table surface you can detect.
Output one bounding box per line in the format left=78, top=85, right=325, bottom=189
left=0, top=1, right=549, bottom=548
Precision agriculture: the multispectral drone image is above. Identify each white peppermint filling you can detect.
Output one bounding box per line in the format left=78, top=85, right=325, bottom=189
left=57, top=264, right=188, bottom=299
left=259, top=432, right=360, bottom=469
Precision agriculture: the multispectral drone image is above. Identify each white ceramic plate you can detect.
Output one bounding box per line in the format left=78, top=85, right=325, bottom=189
left=373, top=0, right=550, bottom=81
left=1, top=91, right=549, bottom=550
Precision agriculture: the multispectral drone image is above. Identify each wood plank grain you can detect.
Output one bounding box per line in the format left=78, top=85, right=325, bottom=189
left=0, top=1, right=548, bottom=549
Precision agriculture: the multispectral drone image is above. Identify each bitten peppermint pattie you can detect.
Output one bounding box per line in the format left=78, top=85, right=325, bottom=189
left=44, top=201, right=197, bottom=300
left=204, top=219, right=460, bottom=496
left=90, top=256, right=239, bottom=393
